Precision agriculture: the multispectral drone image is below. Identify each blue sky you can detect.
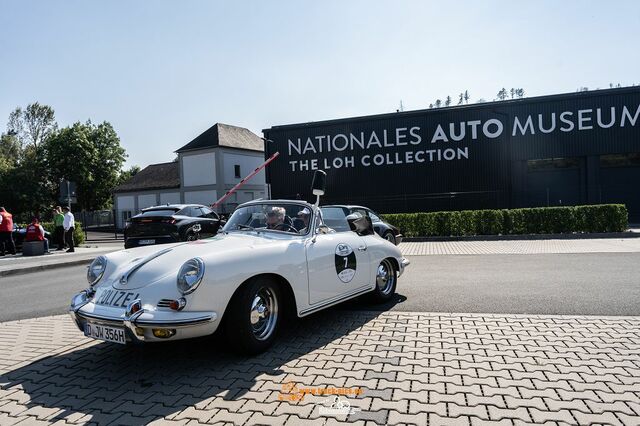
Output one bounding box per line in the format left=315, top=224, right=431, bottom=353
left=1, top=1, right=639, bottom=168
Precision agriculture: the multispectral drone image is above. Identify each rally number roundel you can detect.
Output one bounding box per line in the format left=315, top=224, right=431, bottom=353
left=335, top=243, right=357, bottom=283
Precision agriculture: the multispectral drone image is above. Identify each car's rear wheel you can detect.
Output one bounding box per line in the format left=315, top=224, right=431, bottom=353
left=370, top=259, right=397, bottom=303
left=382, top=231, right=396, bottom=245
left=224, top=276, right=281, bottom=354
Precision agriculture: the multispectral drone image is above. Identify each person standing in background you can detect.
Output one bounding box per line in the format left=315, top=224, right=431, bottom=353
left=0, top=207, right=16, bottom=256
left=63, top=206, right=75, bottom=253
left=53, top=206, right=65, bottom=250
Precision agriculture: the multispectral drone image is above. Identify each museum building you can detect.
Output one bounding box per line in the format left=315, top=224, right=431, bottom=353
left=263, top=87, right=640, bottom=220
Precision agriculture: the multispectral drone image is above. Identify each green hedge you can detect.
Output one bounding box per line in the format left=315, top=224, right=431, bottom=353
left=19, top=222, right=86, bottom=245
left=383, top=204, right=628, bottom=237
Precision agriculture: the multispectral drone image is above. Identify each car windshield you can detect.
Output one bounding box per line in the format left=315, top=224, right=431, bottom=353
left=223, top=203, right=312, bottom=235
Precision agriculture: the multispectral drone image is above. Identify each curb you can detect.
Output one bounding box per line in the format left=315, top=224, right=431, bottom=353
left=0, top=258, right=95, bottom=278
left=404, top=231, right=640, bottom=242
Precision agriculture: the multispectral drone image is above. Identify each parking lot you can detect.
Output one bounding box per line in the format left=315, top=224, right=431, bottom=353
left=1, top=238, right=639, bottom=425
left=1, top=311, right=639, bottom=425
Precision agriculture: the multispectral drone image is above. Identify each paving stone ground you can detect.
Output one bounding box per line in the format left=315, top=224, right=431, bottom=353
left=399, top=238, right=640, bottom=256
left=0, top=312, right=639, bottom=425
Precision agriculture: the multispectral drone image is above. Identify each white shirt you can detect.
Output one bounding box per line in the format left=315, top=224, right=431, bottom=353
left=63, top=212, right=75, bottom=231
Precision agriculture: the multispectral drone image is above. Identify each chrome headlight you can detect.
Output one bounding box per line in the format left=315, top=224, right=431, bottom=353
left=87, top=256, right=107, bottom=286
left=177, top=258, right=205, bottom=295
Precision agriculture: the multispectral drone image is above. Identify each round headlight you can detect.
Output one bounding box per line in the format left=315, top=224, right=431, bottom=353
left=177, top=258, right=205, bottom=295
left=87, top=256, right=107, bottom=286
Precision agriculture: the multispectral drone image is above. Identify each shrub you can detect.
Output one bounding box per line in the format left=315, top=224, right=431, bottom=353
left=40, top=222, right=86, bottom=245
left=383, top=204, right=628, bottom=237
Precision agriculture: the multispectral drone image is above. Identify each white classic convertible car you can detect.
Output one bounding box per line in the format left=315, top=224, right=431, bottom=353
left=70, top=172, right=409, bottom=354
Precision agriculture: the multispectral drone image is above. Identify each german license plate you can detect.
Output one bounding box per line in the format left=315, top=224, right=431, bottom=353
left=85, top=323, right=126, bottom=345
left=139, top=239, right=155, bottom=245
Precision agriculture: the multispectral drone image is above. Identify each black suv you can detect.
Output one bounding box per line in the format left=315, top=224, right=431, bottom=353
left=124, top=204, right=221, bottom=249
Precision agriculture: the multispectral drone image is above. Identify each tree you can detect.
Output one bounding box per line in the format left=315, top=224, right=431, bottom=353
left=458, top=93, right=464, bottom=105
left=0, top=132, right=21, bottom=174
left=445, top=96, right=452, bottom=107
left=429, top=103, right=434, bottom=109
left=118, top=165, right=141, bottom=186
left=45, top=121, right=127, bottom=211
left=510, top=88, right=515, bottom=99
left=2, top=102, right=58, bottom=218
left=515, top=88, right=525, bottom=98
left=464, top=90, right=470, bottom=104
left=497, top=88, right=508, bottom=100
left=7, top=102, right=57, bottom=155
left=434, top=99, right=442, bottom=108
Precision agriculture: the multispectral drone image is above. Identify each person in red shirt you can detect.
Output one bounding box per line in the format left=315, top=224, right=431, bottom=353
left=0, top=207, right=16, bottom=256
left=25, top=217, right=50, bottom=253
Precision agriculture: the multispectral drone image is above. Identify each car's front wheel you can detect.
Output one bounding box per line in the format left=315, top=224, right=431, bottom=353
left=224, top=276, right=281, bottom=354
left=185, top=230, right=199, bottom=241
left=370, top=259, right=397, bottom=303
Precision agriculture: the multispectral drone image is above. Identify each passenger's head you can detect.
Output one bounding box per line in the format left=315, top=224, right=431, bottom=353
left=63, top=206, right=70, bottom=213
left=31, top=217, right=39, bottom=224
left=297, top=208, right=311, bottom=225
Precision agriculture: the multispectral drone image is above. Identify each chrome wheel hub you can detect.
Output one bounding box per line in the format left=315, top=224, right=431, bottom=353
left=376, top=260, right=396, bottom=296
left=250, top=287, right=278, bottom=341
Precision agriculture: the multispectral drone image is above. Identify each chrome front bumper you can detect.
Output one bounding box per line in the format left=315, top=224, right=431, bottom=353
left=399, top=257, right=410, bottom=276
left=69, top=289, right=218, bottom=343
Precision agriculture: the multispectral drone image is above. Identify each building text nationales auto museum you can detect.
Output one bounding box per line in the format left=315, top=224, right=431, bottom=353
left=264, top=87, right=640, bottom=220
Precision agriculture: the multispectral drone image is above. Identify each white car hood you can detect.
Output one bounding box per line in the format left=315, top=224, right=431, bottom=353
left=103, top=232, right=300, bottom=290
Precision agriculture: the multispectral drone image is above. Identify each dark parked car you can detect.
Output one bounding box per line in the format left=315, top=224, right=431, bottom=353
left=124, top=204, right=221, bottom=249
left=320, top=205, right=403, bottom=245
left=12, top=224, right=52, bottom=252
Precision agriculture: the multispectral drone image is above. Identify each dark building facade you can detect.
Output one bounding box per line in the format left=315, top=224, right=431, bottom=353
left=264, top=87, right=640, bottom=220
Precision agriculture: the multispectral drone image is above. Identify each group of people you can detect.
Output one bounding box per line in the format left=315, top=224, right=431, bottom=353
left=264, top=206, right=311, bottom=232
left=0, top=206, right=76, bottom=256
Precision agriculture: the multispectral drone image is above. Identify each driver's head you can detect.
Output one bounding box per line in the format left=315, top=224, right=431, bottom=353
left=266, top=207, right=285, bottom=228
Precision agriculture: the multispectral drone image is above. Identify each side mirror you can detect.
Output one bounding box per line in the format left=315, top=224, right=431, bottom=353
left=346, top=214, right=374, bottom=236
left=311, top=170, right=326, bottom=196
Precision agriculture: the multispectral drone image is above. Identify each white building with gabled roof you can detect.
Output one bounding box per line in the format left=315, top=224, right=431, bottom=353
left=113, top=123, right=266, bottom=228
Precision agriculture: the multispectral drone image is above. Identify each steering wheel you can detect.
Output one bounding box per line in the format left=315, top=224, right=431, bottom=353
left=273, top=223, right=298, bottom=233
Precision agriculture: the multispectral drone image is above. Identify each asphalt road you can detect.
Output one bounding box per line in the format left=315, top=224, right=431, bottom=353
left=1, top=253, right=639, bottom=322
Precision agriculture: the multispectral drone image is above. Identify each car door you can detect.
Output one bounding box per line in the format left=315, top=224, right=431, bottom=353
left=305, top=213, right=371, bottom=306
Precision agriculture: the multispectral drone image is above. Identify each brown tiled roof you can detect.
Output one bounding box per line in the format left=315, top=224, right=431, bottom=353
left=176, top=123, right=264, bottom=153
left=113, top=161, right=180, bottom=193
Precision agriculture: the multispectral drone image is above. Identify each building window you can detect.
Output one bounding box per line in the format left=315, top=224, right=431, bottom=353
left=234, top=165, right=241, bottom=178
left=600, top=153, right=640, bottom=168
left=527, top=157, right=580, bottom=172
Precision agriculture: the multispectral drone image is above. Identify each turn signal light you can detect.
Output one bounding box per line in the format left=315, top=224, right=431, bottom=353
left=130, top=302, right=141, bottom=314
left=152, top=328, right=176, bottom=339
left=169, top=298, right=187, bottom=311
